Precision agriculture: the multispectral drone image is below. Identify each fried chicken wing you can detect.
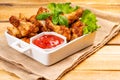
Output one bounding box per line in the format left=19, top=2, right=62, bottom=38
left=37, top=7, right=49, bottom=15
left=64, top=8, right=83, bottom=24
left=29, top=15, right=45, bottom=32
left=9, top=16, right=20, bottom=27
left=71, top=20, right=83, bottom=40
left=7, top=26, right=22, bottom=38
left=18, top=21, right=39, bottom=37
left=36, top=7, right=51, bottom=32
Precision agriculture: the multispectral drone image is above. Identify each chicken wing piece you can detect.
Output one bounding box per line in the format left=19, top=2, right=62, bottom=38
left=8, top=16, right=40, bottom=38
left=37, top=7, right=49, bottom=15
left=28, top=15, right=45, bottom=32
left=9, top=16, right=20, bottom=27
left=29, top=15, right=40, bottom=27
left=57, top=26, right=71, bottom=41
left=64, top=8, right=83, bottom=24
left=71, top=20, right=83, bottom=40
left=7, top=26, right=22, bottom=38
left=45, top=18, right=60, bottom=31
left=29, top=15, right=49, bottom=32
left=36, top=7, right=51, bottom=31
left=18, top=21, right=39, bottom=37
left=45, top=18, right=71, bottom=41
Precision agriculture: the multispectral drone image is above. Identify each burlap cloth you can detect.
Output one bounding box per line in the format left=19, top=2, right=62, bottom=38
left=0, top=6, right=120, bottom=80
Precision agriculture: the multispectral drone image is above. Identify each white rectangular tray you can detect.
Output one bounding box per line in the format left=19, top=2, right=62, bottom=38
left=5, top=31, right=96, bottom=65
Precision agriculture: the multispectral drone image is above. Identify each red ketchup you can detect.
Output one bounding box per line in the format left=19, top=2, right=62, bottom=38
left=33, top=34, right=64, bottom=49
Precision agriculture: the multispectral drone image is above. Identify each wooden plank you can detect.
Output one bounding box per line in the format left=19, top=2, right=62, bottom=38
left=75, top=45, right=120, bottom=70
left=61, top=45, right=120, bottom=80
left=108, top=33, right=120, bottom=44
left=0, top=22, right=10, bottom=36
left=61, top=70, right=120, bottom=80
left=0, top=6, right=39, bottom=21
left=0, top=69, right=21, bottom=80
left=1, top=69, right=120, bottom=80
left=96, top=45, right=120, bottom=54
left=0, top=0, right=120, bottom=4
left=76, top=54, right=120, bottom=70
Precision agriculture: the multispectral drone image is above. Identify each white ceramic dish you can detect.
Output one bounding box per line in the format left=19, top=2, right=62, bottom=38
left=5, top=31, right=96, bottom=65
left=30, top=32, right=67, bottom=52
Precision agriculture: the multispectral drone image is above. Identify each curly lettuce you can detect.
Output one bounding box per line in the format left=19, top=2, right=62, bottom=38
left=80, top=9, right=100, bottom=34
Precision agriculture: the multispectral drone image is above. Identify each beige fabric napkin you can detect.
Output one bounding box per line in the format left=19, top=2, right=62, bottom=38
left=0, top=7, right=120, bottom=80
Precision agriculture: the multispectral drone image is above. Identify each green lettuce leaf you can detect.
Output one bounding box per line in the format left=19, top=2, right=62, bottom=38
left=48, top=2, right=78, bottom=14
left=58, top=15, right=68, bottom=27
left=36, top=12, right=51, bottom=20
left=81, top=9, right=100, bottom=34
left=52, top=13, right=59, bottom=25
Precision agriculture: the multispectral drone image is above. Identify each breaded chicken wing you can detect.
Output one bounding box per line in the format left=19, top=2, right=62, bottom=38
left=37, top=7, right=49, bottom=15
left=71, top=20, right=83, bottom=40
left=18, top=21, right=39, bottom=37
left=64, top=8, right=83, bottom=24
left=29, top=15, right=45, bottom=32
left=9, top=16, right=20, bottom=27
left=7, top=26, right=21, bottom=38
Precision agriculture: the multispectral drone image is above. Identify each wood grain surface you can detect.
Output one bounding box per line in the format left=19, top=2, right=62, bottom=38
left=0, top=0, right=120, bottom=80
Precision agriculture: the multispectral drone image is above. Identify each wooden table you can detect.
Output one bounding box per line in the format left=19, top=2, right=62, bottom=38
left=0, top=0, right=120, bottom=80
